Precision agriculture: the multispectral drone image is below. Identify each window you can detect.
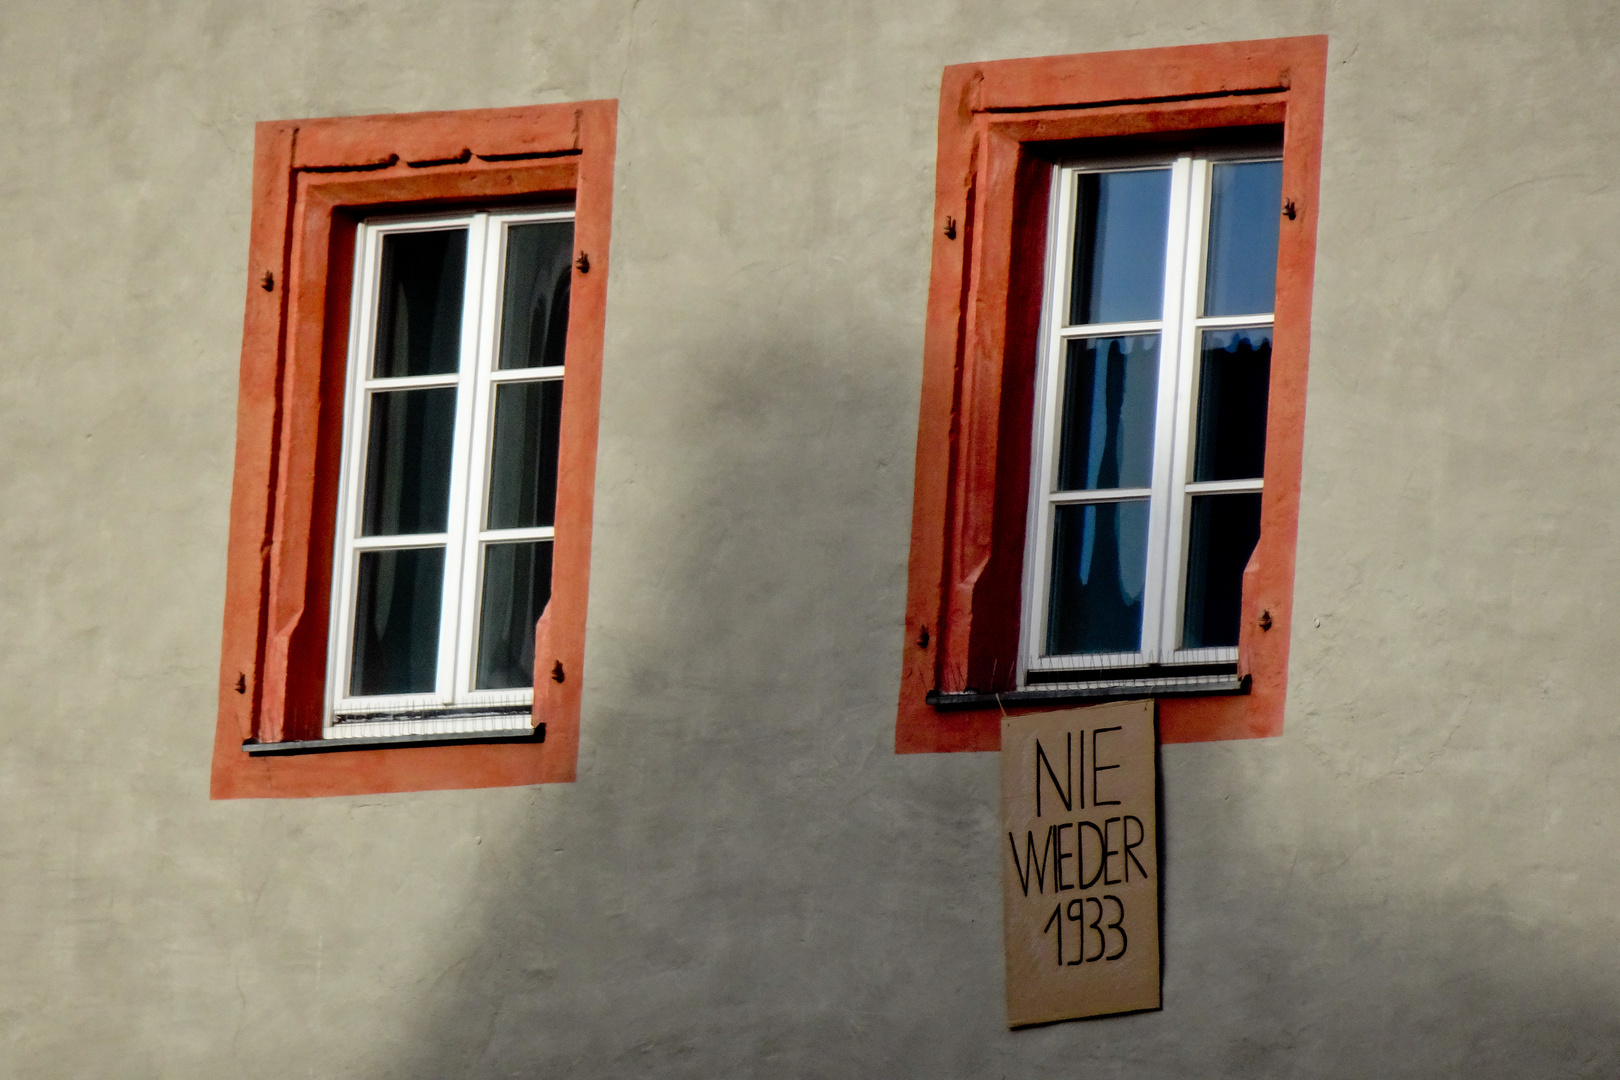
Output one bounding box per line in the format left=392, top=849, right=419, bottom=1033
left=213, top=102, right=616, bottom=798
left=1022, top=150, right=1281, bottom=692
left=897, top=39, right=1326, bottom=753
left=329, top=209, right=573, bottom=738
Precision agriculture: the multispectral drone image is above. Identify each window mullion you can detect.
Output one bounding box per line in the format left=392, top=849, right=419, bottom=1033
left=1140, top=155, right=1197, bottom=664
left=456, top=214, right=509, bottom=702
left=1055, top=319, right=1161, bottom=338
left=1156, top=156, right=1213, bottom=660
left=489, top=364, right=564, bottom=383
left=1020, top=165, right=1078, bottom=679
left=1047, top=487, right=1154, bottom=505
left=439, top=213, right=490, bottom=706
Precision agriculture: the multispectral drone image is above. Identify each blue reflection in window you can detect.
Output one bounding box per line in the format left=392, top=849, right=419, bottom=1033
left=1069, top=169, right=1172, bottom=325
left=1204, top=160, right=1283, bottom=317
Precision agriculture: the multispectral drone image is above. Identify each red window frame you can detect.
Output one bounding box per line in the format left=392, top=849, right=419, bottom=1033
left=212, top=101, right=616, bottom=798
left=897, top=38, right=1326, bottom=753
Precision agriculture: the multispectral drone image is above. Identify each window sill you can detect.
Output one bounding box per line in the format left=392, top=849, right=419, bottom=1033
left=326, top=703, right=535, bottom=738
left=243, top=725, right=543, bottom=756
left=925, top=673, right=1247, bottom=712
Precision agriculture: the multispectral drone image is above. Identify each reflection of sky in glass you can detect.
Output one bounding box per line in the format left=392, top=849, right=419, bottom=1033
left=1204, top=161, right=1283, bottom=317
left=1070, top=169, right=1171, bottom=326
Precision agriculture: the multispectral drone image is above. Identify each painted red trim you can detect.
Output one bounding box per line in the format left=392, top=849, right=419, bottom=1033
left=213, top=101, right=617, bottom=798
left=897, top=38, right=1326, bottom=753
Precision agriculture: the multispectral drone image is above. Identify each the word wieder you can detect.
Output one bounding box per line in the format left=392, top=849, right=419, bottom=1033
left=1007, top=816, right=1150, bottom=896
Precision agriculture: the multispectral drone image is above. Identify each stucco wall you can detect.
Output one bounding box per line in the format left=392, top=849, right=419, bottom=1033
left=2, top=0, right=1619, bottom=1076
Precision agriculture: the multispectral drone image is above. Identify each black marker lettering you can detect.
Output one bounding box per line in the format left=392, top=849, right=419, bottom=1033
left=1034, top=735, right=1073, bottom=817
left=1102, top=895, right=1127, bottom=960
left=1008, top=832, right=1032, bottom=895
left=1078, top=820, right=1105, bottom=889
left=1091, top=726, right=1122, bottom=806
left=1009, top=827, right=1056, bottom=896
left=1078, top=728, right=1085, bottom=809
left=1044, top=902, right=1063, bottom=967
left=1123, top=815, right=1149, bottom=881
left=1102, top=817, right=1122, bottom=885
left=1035, top=825, right=1055, bottom=893
left=1065, top=900, right=1084, bottom=965
left=1054, top=823, right=1075, bottom=891
left=1084, top=897, right=1106, bottom=962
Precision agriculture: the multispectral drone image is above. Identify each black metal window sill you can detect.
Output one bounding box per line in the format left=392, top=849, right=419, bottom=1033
left=927, top=666, right=1248, bottom=711
left=244, top=726, right=543, bottom=755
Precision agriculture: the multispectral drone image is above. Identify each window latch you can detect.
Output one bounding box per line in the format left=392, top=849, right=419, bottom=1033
left=575, top=251, right=590, bottom=273
left=1282, top=198, right=1297, bottom=220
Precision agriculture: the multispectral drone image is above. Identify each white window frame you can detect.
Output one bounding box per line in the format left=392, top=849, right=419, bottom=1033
left=1019, top=148, right=1277, bottom=685
left=325, top=206, right=574, bottom=738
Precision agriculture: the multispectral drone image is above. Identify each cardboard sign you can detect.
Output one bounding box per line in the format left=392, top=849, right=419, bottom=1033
left=1001, top=700, right=1160, bottom=1026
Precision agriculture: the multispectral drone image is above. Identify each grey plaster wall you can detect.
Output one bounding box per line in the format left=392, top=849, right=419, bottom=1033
left=2, top=0, right=1619, bottom=1076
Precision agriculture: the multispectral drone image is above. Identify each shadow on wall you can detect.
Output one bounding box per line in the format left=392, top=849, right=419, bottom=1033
left=364, top=327, right=1620, bottom=1077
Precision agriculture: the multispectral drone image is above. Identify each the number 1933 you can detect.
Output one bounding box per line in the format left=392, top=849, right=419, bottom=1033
left=1043, top=895, right=1127, bottom=966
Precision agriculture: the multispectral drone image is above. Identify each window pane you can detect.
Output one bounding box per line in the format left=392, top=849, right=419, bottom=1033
left=350, top=547, right=445, bottom=696
left=361, top=387, right=457, bottom=536
left=475, top=540, right=554, bottom=690
left=1046, top=500, right=1150, bottom=656
left=1194, top=328, right=1272, bottom=481
left=1182, top=493, right=1262, bottom=649
left=373, top=229, right=468, bottom=378
left=498, top=222, right=574, bottom=370
left=1056, top=335, right=1159, bottom=491
left=486, top=380, right=563, bottom=530
left=1068, top=169, right=1171, bottom=326
left=1203, top=160, right=1282, bottom=317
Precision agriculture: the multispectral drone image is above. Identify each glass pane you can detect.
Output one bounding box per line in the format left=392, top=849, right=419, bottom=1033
left=373, top=229, right=468, bottom=378
left=1203, top=160, right=1282, bottom=317
left=1182, top=493, right=1262, bottom=649
left=475, top=540, right=554, bottom=690
left=1194, top=328, right=1272, bottom=481
left=361, top=387, right=457, bottom=536
left=1068, top=169, right=1171, bottom=326
left=1046, top=500, right=1150, bottom=656
left=350, top=547, right=445, bottom=696
left=498, top=222, right=574, bottom=370
left=486, top=380, right=564, bottom=530
left=1056, top=335, right=1159, bottom=491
